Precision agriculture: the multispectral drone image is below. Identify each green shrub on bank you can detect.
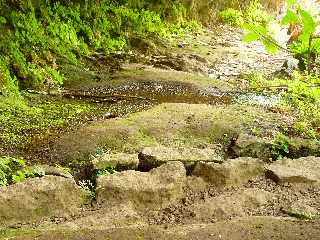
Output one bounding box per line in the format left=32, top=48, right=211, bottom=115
left=0, top=0, right=199, bottom=92
left=218, top=1, right=273, bottom=27
left=244, top=71, right=320, bottom=140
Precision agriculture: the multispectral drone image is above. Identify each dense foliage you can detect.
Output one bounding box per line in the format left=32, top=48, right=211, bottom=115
left=0, top=0, right=199, bottom=93
left=0, top=156, right=44, bottom=186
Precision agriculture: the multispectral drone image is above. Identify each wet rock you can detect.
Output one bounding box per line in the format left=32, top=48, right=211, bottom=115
left=193, top=188, right=273, bottom=221
left=232, top=133, right=274, bottom=160
left=92, top=153, right=139, bottom=171
left=265, top=157, right=320, bottom=185
left=192, top=157, right=265, bottom=186
left=96, top=161, right=186, bottom=210
left=0, top=176, right=84, bottom=227
left=139, top=146, right=224, bottom=171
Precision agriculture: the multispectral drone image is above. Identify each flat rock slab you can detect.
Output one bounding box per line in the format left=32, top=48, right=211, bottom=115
left=265, top=156, right=320, bottom=185
left=139, top=146, right=224, bottom=171
left=193, top=157, right=265, bottom=186
left=0, top=176, right=84, bottom=227
left=92, top=153, right=139, bottom=171
left=96, top=161, right=186, bottom=210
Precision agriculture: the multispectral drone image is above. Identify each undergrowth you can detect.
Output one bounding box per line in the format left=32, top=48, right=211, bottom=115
left=243, top=72, right=320, bottom=140
left=0, top=94, right=96, bottom=147
left=0, top=156, right=44, bottom=186
left=218, top=1, right=273, bottom=27
left=0, top=0, right=200, bottom=92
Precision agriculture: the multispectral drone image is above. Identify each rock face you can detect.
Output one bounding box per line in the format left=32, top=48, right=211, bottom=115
left=96, top=161, right=186, bottom=210
left=139, top=146, right=224, bottom=171
left=0, top=176, right=84, bottom=227
left=232, top=134, right=273, bottom=160
left=92, top=153, right=139, bottom=171
left=265, top=156, right=320, bottom=185
left=193, top=157, right=265, bottom=186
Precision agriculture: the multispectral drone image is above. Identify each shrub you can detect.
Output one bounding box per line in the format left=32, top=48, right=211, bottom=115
left=0, top=156, right=42, bottom=186
left=0, top=0, right=200, bottom=92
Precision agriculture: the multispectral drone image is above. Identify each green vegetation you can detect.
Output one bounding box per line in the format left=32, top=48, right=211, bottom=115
left=244, top=72, right=320, bottom=141
left=0, top=0, right=200, bottom=92
left=272, top=133, right=290, bottom=159
left=218, top=1, right=272, bottom=27
left=79, top=179, right=96, bottom=203
left=242, top=0, right=320, bottom=73
left=0, top=94, right=96, bottom=147
left=287, top=210, right=319, bottom=220
left=0, top=156, right=43, bottom=186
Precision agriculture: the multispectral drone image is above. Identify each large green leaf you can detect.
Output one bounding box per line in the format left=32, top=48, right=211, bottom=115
left=242, top=32, right=259, bottom=42
left=262, top=39, right=278, bottom=53
left=300, top=9, right=316, bottom=34
left=281, top=9, right=299, bottom=25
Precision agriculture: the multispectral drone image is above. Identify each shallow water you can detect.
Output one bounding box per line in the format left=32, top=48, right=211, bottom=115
left=235, top=93, right=280, bottom=107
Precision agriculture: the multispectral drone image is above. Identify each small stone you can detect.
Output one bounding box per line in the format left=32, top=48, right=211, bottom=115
left=30, top=165, right=73, bottom=178
left=193, top=188, right=273, bottom=220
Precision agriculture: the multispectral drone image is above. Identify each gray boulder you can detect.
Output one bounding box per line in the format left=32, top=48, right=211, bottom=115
left=96, top=161, right=186, bottom=210
left=193, top=157, right=265, bottom=186
left=0, top=176, right=84, bottom=227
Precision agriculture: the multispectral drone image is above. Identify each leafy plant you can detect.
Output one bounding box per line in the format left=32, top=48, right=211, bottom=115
left=96, top=165, right=117, bottom=177
left=0, top=156, right=40, bottom=186
left=242, top=0, right=320, bottom=73
left=79, top=179, right=96, bottom=203
left=272, top=133, right=290, bottom=159
left=218, top=8, right=244, bottom=26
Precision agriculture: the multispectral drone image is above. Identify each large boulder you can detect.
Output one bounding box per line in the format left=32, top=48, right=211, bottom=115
left=92, top=153, right=139, bottom=171
left=139, top=146, right=224, bottom=171
left=193, top=157, right=265, bottom=186
left=96, top=161, right=186, bottom=210
left=0, top=176, right=84, bottom=227
left=265, top=156, right=320, bottom=185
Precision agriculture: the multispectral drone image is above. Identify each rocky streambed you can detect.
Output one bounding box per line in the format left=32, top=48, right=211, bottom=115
left=1, top=26, right=320, bottom=239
